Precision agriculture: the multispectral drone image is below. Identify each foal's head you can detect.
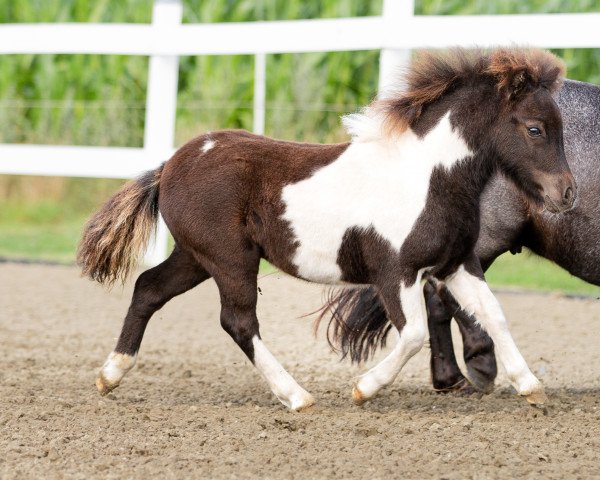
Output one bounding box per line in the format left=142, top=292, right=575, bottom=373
left=378, top=48, right=576, bottom=213
left=485, top=49, right=575, bottom=212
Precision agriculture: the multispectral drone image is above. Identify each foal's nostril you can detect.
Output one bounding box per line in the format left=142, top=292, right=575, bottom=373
left=563, top=186, right=574, bottom=205
left=564, top=187, right=573, bottom=201
left=562, top=187, right=575, bottom=209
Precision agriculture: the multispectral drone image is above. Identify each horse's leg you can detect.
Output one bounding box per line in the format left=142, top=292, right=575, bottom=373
left=424, top=282, right=470, bottom=392
left=352, top=271, right=427, bottom=404
left=211, top=250, right=314, bottom=411
left=444, top=261, right=545, bottom=405
left=436, top=285, right=497, bottom=392
left=96, top=246, right=210, bottom=395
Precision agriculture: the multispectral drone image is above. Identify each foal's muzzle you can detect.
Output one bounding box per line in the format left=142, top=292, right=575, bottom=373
left=543, top=173, right=577, bottom=214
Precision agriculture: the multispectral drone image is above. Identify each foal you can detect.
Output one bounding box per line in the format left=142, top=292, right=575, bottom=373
left=323, top=79, right=599, bottom=395
left=79, top=48, right=575, bottom=411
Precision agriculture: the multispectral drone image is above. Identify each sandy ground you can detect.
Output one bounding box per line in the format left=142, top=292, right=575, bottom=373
left=0, top=262, right=599, bottom=479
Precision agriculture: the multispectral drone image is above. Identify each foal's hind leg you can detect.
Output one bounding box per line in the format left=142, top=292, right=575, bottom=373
left=97, top=246, right=210, bottom=395
left=444, top=262, right=545, bottom=405
left=211, top=251, right=314, bottom=411
left=353, top=270, right=428, bottom=404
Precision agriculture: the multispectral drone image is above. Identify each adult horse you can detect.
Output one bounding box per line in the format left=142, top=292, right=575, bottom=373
left=323, top=79, right=599, bottom=394
left=78, top=48, right=574, bottom=411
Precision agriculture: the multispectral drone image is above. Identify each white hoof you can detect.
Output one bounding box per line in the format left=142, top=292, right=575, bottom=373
left=352, top=373, right=382, bottom=405
left=96, top=352, right=136, bottom=396
left=512, top=373, right=545, bottom=404
left=524, top=388, right=548, bottom=406
left=278, top=390, right=315, bottom=412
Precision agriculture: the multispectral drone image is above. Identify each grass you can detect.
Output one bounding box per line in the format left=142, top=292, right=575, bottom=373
left=486, top=251, right=599, bottom=297
left=0, top=200, right=86, bottom=263
left=0, top=220, right=83, bottom=263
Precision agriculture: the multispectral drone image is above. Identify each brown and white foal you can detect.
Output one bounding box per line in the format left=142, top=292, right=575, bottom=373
left=79, top=48, right=575, bottom=411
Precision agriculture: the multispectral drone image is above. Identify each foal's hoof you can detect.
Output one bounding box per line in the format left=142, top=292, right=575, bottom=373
left=95, top=352, right=135, bottom=396
left=524, top=389, right=548, bottom=407
left=96, top=373, right=119, bottom=396
left=294, top=401, right=317, bottom=413
left=352, top=386, right=368, bottom=406
left=280, top=391, right=315, bottom=412
left=291, top=395, right=315, bottom=412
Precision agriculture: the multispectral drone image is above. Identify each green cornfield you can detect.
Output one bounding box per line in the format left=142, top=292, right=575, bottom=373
left=0, top=0, right=598, bottom=295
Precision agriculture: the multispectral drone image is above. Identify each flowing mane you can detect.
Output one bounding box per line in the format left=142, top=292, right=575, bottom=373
left=343, top=47, right=565, bottom=140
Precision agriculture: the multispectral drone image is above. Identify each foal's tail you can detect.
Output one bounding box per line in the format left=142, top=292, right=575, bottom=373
left=315, top=287, right=392, bottom=364
left=77, top=164, right=164, bottom=286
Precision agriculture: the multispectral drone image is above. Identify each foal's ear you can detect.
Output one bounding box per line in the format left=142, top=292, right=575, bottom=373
left=488, top=52, right=534, bottom=102
left=487, top=48, right=565, bottom=103
left=506, top=69, right=532, bottom=101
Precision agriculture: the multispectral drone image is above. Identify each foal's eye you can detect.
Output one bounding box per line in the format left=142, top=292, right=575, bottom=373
left=527, top=127, right=542, bottom=137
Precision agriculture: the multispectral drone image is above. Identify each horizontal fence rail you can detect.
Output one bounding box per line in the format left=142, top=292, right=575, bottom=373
left=0, top=145, right=165, bottom=179
left=1, top=14, right=599, bottom=56
left=1, top=0, right=599, bottom=262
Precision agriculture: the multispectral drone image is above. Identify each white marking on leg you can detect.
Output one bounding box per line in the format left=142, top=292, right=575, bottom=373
left=201, top=139, right=216, bottom=153
left=281, top=112, right=472, bottom=283
left=444, top=266, right=543, bottom=399
left=252, top=336, right=314, bottom=411
left=96, top=352, right=136, bottom=395
left=354, top=270, right=428, bottom=402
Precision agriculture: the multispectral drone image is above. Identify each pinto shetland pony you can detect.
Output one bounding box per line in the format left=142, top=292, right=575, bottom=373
left=78, top=48, right=574, bottom=411
left=321, top=79, right=600, bottom=396
left=399, top=79, right=599, bottom=394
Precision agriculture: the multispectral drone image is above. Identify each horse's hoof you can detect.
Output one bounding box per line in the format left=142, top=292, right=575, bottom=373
left=96, top=373, right=118, bottom=396
left=524, top=389, right=548, bottom=407
left=434, top=377, right=477, bottom=395
left=466, top=363, right=496, bottom=394
left=352, top=386, right=368, bottom=406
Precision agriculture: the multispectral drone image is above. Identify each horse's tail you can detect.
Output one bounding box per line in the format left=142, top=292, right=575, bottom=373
left=315, top=287, right=392, bottom=364
left=77, top=164, right=165, bottom=286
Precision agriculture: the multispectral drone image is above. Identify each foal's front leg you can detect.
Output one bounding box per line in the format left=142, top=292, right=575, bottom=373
left=444, top=264, right=546, bottom=405
left=434, top=283, right=497, bottom=392
left=353, top=271, right=427, bottom=404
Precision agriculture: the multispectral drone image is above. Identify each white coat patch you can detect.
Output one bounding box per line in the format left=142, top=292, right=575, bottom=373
left=251, top=336, right=314, bottom=411
left=201, top=139, right=216, bottom=153
left=280, top=112, right=473, bottom=283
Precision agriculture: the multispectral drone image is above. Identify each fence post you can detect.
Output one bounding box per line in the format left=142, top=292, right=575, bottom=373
left=378, top=0, right=415, bottom=99
left=143, top=0, right=182, bottom=266
left=253, top=53, right=267, bottom=135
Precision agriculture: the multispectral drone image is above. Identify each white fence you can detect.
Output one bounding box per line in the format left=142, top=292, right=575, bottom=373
left=1, top=0, right=599, bottom=263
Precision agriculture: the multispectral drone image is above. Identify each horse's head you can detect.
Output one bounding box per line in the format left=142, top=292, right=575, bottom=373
left=488, top=49, right=576, bottom=213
